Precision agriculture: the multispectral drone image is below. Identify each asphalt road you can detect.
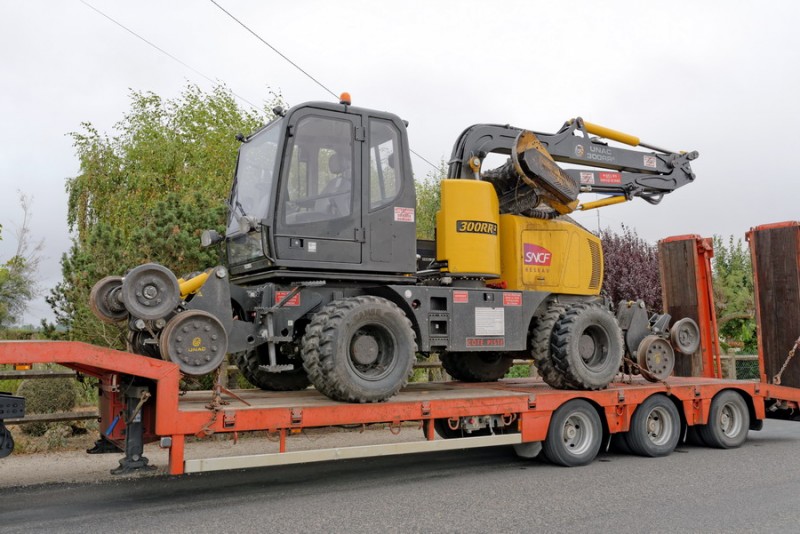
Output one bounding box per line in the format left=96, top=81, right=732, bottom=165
left=3, top=419, right=800, bottom=533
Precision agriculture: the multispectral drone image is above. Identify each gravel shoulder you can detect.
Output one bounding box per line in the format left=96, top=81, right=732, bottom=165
left=1, top=425, right=427, bottom=488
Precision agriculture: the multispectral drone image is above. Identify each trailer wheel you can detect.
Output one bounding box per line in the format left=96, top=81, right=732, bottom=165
left=440, top=352, right=514, bottom=382
left=0, top=424, right=14, bottom=459
left=302, top=296, right=416, bottom=403
left=697, top=390, right=750, bottom=449
left=233, top=345, right=310, bottom=391
left=624, top=394, right=680, bottom=457
left=550, top=303, right=624, bottom=390
left=542, top=399, right=602, bottom=466
left=530, top=302, right=577, bottom=389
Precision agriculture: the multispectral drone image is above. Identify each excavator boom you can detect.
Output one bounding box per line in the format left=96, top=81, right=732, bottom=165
left=448, top=117, right=698, bottom=216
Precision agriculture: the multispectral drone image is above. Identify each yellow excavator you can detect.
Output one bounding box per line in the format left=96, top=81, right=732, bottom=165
left=90, top=95, right=700, bottom=403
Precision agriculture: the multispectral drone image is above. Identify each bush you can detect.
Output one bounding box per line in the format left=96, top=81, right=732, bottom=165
left=16, top=377, right=78, bottom=436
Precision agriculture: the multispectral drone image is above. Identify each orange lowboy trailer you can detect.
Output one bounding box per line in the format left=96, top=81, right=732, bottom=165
left=1, top=228, right=799, bottom=475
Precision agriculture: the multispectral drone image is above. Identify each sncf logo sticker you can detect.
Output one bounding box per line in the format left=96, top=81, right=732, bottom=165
left=523, top=243, right=552, bottom=266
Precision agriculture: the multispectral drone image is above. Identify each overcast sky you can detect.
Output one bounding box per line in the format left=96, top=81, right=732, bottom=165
left=1, top=0, right=799, bottom=325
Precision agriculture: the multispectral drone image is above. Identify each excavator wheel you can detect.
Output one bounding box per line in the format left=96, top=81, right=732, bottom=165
left=550, top=302, right=624, bottom=390
left=301, top=296, right=416, bottom=403
left=440, top=352, right=514, bottom=382
left=530, top=302, right=579, bottom=389
left=233, top=345, right=310, bottom=391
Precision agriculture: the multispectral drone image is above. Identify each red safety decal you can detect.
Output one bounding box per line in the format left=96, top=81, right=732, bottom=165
left=599, top=172, right=622, bottom=184
left=394, top=207, right=415, bottom=222
left=465, top=337, right=506, bottom=347
left=275, top=291, right=301, bottom=306
left=453, top=290, right=469, bottom=303
left=503, top=292, right=522, bottom=306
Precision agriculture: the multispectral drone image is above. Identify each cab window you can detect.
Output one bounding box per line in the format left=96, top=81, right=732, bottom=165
left=369, top=119, right=402, bottom=210
left=283, top=115, right=353, bottom=224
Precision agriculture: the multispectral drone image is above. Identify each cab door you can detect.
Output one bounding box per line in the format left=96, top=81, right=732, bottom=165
left=274, top=109, right=362, bottom=265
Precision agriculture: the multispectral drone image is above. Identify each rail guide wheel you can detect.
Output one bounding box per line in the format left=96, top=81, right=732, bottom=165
left=121, top=263, right=180, bottom=320
left=89, top=276, right=127, bottom=323
left=670, top=317, right=701, bottom=354
left=159, top=310, right=228, bottom=375
left=637, top=335, right=675, bottom=382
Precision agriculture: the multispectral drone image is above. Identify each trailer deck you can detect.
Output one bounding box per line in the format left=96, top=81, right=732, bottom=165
left=3, top=340, right=800, bottom=475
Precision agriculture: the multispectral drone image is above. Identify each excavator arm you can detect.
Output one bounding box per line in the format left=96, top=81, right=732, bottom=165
left=448, top=118, right=698, bottom=217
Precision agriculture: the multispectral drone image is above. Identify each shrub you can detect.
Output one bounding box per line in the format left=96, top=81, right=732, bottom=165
left=16, top=378, right=78, bottom=436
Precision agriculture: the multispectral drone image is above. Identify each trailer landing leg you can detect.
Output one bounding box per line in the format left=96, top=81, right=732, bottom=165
left=111, top=386, right=156, bottom=475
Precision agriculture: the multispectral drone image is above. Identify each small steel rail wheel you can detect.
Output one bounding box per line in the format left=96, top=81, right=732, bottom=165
left=159, top=310, right=228, bottom=375
left=542, top=399, right=602, bottom=467
left=624, top=394, right=681, bottom=457
left=636, top=335, right=675, bottom=382
left=89, top=276, right=127, bottom=323
left=440, top=352, right=514, bottom=382
left=301, top=296, right=416, bottom=403
left=670, top=317, right=701, bottom=354
left=697, top=390, right=750, bottom=449
left=121, top=263, right=180, bottom=320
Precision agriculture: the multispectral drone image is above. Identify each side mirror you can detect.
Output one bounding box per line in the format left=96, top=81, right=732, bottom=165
left=201, top=229, right=223, bottom=248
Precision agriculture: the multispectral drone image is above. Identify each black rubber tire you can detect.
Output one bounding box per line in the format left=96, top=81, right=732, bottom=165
left=301, top=296, right=416, bottom=403
left=542, top=399, right=602, bottom=467
left=550, top=303, right=624, bottom=390
left=624, top=394, right=681, bottom=457
left=0, top=424, right=14, bottom=459
left=440, top=352, right=514, bottom=382
left=233, top=345, right=310, bottom=391
left=697, top=390, right=750, bottom=449
left=530, top=302, right=578, bottom=389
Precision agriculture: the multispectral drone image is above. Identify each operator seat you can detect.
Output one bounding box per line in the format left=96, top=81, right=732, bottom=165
left=321, top=152, right=352, bottom=216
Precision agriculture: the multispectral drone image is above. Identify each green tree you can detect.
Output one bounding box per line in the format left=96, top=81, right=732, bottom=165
left=712, top=235, right=756, bottom=352
left=415, top=161, right=446, bottom=240
left=0, top=194, right=42, bottom=328
left=48, top=84, right=281, bottom=345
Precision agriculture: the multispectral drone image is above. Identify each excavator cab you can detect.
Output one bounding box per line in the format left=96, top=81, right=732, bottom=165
left=225, top=102, right=417, bottom=283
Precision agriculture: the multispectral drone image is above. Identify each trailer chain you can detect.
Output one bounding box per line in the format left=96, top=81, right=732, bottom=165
left=773, top=336, right=800, bottom=386
left=623, top=356, right=672, bottom=395
left=124, top=390, right=151, bottom=425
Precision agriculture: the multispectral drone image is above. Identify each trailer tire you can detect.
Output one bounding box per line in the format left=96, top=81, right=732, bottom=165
left=543, top=399, right=602, bottom=467
left=0, top=424, right=14, bottom=459
left=302, top=296, right=416, bottom=403
left=624, top=394, right=680, bottom=457
left=550, top=303, right=624, bottom=390
left=440, top=352, right=514, bottom=382
left=697, top=390, right=750, bottom=449
left=233, top=346, right=310, bottom=391
left=530, top=302, right=577, bottom=389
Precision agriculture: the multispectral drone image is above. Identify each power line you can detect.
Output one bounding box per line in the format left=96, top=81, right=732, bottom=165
left=208, top=0, right=440, bottom=172
left=209, top=0, right=337, bottom=101
left=79, top=0, right=260, bottom=110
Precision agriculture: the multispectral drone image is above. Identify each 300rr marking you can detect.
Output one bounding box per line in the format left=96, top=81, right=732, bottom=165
left=457, top=220, right=498, bottom=235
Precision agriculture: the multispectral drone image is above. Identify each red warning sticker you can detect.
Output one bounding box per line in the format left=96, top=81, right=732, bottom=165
left=394, top=207, right=415, bottom=222
left=599, top=172, right=622, bottom=184
left=503, top=292, right=522, bottom=306
left=453, top=290, right=469, bottom=303
left=466, top=337, right=506, bottom=347
left=275, top=291, right=300, bottom=306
